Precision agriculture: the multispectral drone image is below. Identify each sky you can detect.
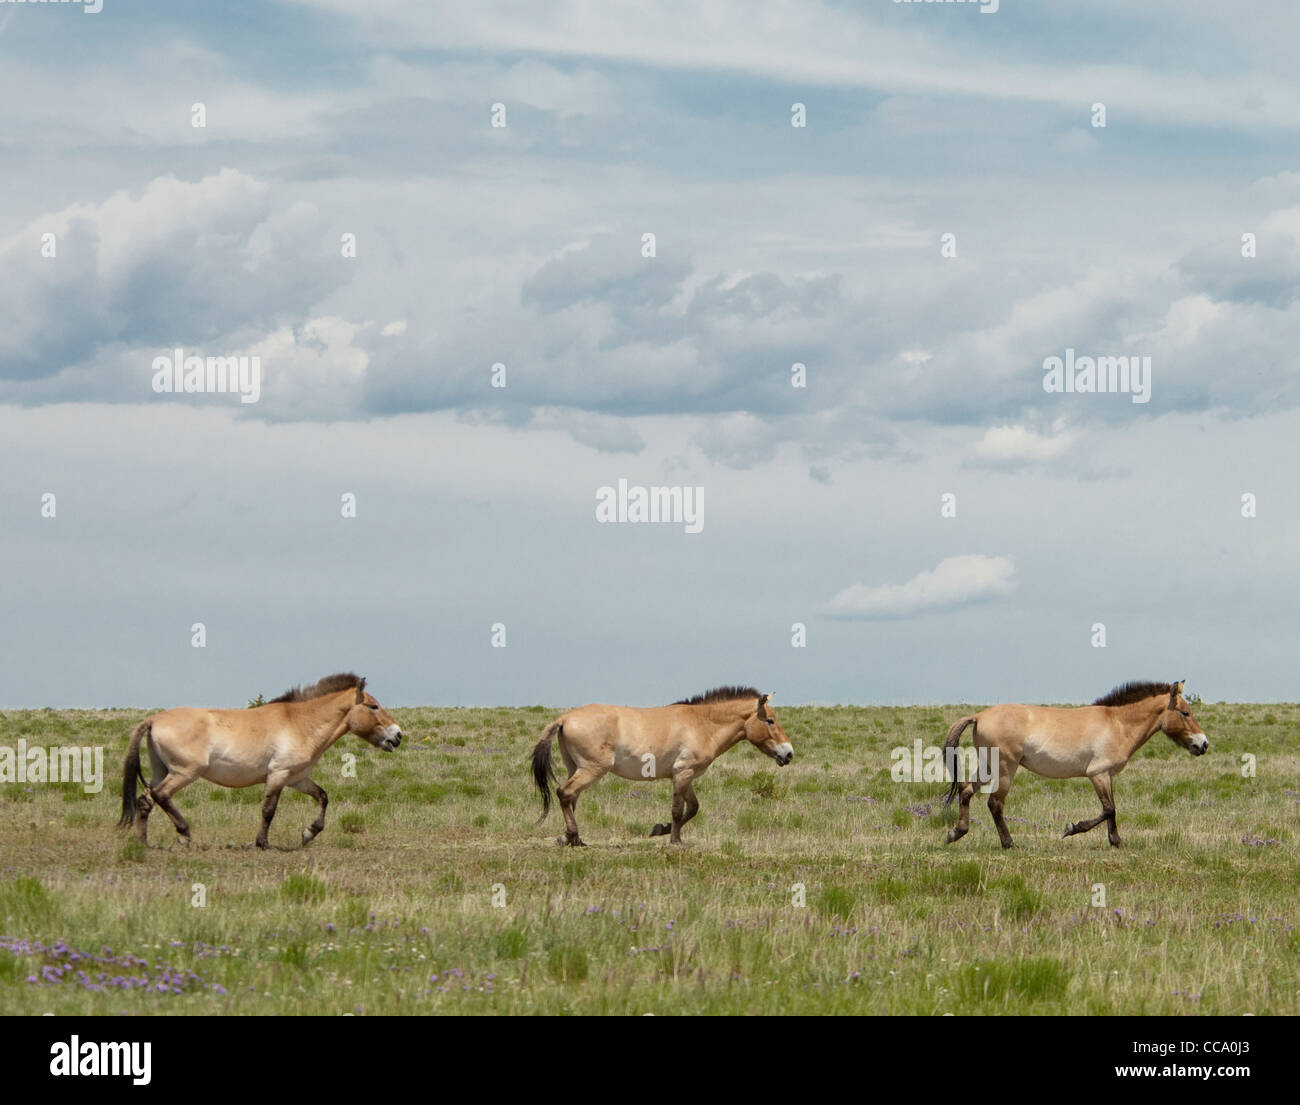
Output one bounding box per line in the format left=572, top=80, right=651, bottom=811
left=2, top=0, right=1298, bottom=708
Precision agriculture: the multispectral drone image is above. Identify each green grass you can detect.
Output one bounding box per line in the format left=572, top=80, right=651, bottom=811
left=0, top=702, right=1296, bottom=1014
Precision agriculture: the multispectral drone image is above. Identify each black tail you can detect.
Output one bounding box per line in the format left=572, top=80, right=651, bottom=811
left=531, top=721, right=562, bottom=823
left=942, top=715, right=977, bottom=807
left=118, top=721, right=150, bottom=829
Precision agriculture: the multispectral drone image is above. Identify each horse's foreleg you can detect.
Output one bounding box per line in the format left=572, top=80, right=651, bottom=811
left=666, top=773, right=699, bottom=844
left=556, top=767, right=602, bottom=847
left=256, top=775, right=288, bottom=850
left=1100, top=774, right=1120, bottom=846
left=653, top=780, right=699, bottom=839
left=1065, top=772, right=1118, bottom=845
left=291, top=778, right=328, bottom=846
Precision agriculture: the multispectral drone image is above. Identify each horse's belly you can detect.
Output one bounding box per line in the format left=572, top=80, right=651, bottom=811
left=610, top=747, right=671, bottom=781
left=204, top=762, right=266, bottom=788
left=1019, top=737, right=1091, bottom=779
left=204, top=747, right=271, bottom=788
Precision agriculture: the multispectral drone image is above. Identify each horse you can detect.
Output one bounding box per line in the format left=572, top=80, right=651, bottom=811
left=117, top=673, right=402, bottom=849
left=531, top=685, right=793, bottom=846
left=941, top=679, right=1208, bottom=848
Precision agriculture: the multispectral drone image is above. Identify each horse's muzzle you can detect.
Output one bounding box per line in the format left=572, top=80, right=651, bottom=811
left=380, top=726, right=403, bottom=751
left=773, top=744, right=794, bottom=767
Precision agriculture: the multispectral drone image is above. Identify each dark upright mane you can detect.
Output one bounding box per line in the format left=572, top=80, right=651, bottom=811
left=673, top=685, right=762, bottom=707
left=1092, top=680, right=1172, bottom=707
left=268, top=672, right=365, bottom=703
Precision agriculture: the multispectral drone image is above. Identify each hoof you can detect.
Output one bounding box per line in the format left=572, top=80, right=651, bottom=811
left=255, top=838, right=269, bottom=851
left=650, top=823, right=670, bottom=837
left=945, top=829, right=961, bottom=844
left=177, top=834, right=191, bottom=846
left=1001, top=840, right=1015, bottom=849
left=301, top=829, right=312, bottom=846
left=1063, top=823, right=1075, bottom=837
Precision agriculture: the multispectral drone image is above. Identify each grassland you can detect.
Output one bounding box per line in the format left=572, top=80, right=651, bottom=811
left=0, top=702, right=1296, bottom=1015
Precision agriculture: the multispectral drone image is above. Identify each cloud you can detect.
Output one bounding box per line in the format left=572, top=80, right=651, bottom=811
left=533, top=409, right=647, bottom=454
left=965, top=421, right=1131, bottom=480
left=4, top=2, right=1298, bottom=459
left=0, top=171, right=346, bottom=389
left=691, top=412, right=776, bottom=469
left=285, top=0, right=1300, bottom=130
left=1176, top=235, right=1300, bottom=309
left=971, top=423, right=1076, bottom=466
left=826, top=555, right=1016, bottom=620
left=244, top=316, right=371, bottom=419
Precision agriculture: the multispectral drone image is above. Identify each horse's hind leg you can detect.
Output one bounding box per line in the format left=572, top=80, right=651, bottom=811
left=556, top=767, right=603, bottom=847
left=987, top=754, right=1020, bottom=849
left=131, top=737, right=168, bottom=842
left=1064, top=771, right=1119, bottom=846
left=987, top=792, right=1013, bottom=849
left=291, top=778, right=329, bottom=846
left=133, top=790, right=155, bottom=843
left=149, top=770, right=199, bottom=845
left=946, top=781, right=977, bottom=844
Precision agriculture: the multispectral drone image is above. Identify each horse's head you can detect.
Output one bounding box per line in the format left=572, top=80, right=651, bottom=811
left=346, top=680, right=403, bottom=751
left=1160, top=680, right=1207, bottom=756
left=745, top=693, right=793, bottom=766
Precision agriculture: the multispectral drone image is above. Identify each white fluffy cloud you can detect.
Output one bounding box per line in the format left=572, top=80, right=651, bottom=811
left=0, top=170, right=346, bottom=392
left=826, top=555, right=1017, bottom=620
left=972, top=423, right=1076, bottom=465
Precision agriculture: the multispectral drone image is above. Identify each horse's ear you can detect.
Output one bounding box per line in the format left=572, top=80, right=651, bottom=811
left=355, top=677, right=367, bottom=704
left=758, top=693, right=770, bottom=706
left=1169, top=680, right=1184, bottom=699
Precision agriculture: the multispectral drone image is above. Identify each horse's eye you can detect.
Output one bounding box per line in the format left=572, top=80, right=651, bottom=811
left=1180, top=710, right=1189, bottom=717
left=765, top=718, right=775, bottom=726
left=369, top=704, right=380, bottom=711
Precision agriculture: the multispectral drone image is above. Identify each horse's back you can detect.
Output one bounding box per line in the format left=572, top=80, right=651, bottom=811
left=146, top=704, right=290, bottom=757
left=146, top=706, right=213, bottom=735
left=977, top=702, right=1114, bottom=777
left=559, top=703, right=689, bottom=778
left=149, top=705, right=264, bottom=736
left=979, top=702, right=1108, bottom=729
left=562, top=702, right=680, bottom=727
left=561, top=704, right=667, bottom=740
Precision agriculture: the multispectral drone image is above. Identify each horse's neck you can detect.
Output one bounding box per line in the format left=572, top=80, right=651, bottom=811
left=703, top=706, right=749, bottom=753
left=1116, top=699, right=1165, bottom=755
left=300, top=694, right=353, bottom=751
